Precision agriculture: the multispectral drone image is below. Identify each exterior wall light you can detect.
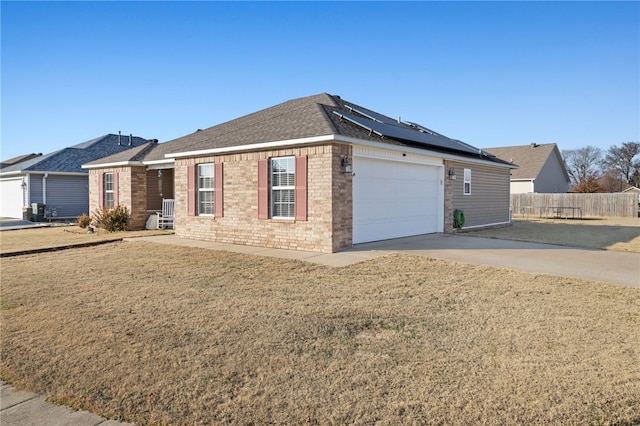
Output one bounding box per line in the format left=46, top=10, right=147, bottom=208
left=448, top=168, right=457, bottom=180
left=340, top=155, right=353, bottom=174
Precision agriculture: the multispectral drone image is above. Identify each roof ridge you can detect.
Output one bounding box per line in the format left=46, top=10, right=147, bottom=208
left=169, top=93, right=338, bottom=148
left=131, top=141, right=159, bottom=161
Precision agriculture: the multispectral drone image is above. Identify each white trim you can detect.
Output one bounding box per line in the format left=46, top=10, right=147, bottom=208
left=82, top=161, right=141, bottom=169
left=82, top=158, right=175, bottom=170
left=461, top=220, right=511, bottom=230
left=42, top=173, right=48, bottom=205
left=144, top=159, right=175, bottom=167
left=353, top=145, right=443, bottom=167
left=84, top=133, right=517, bottom=170
left=349, top=137, right=516, bottom=170
left=146, top=163, right=175, bottom=170
left=167, top=135, right=337, bottom=158
left=270, top=156, right=296, bottom=219
left=1, top=171, right=88, bottom=177
left=25, top=174, right=30, bottom=208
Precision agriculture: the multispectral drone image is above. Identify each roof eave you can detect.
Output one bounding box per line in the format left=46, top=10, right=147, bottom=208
left=344, top=137, right=518, bottom=169
left=82, top=161, right=144, bottom=170
left=166, top=135, right=337, bottom=158
left=165, top=133, right=516, bottom=169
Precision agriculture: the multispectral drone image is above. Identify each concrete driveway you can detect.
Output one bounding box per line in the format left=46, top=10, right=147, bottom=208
left=349, top=234, right=639, bottom=288
left=133, top=233, right=639, bottom=288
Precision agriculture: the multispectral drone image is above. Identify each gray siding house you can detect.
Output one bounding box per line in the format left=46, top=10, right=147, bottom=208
left=484, top=143, right=570, bottom=194
left=0, top=134, right=150, bottom=219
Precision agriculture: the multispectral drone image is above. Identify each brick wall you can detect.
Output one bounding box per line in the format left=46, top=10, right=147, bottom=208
left=175, top=143, right=353, bottom=254
left=88, top=167, right=148, bottom=230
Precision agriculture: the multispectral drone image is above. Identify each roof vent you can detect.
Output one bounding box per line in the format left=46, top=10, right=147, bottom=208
left=129, top=134, right=133, bottom=146
left=118, top=131, right=122, bottom=146
left=531, top=142, right=538, bottom=148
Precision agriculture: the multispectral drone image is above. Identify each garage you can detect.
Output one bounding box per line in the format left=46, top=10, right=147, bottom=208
left=352, top=155, right=443, bottom=244
left=0, top=177, right=25, bottom=218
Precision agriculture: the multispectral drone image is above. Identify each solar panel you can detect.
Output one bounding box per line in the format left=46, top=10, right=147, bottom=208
left=344, top=104, right=397, bottom=125
left=333, top=111, right=481, bottom=155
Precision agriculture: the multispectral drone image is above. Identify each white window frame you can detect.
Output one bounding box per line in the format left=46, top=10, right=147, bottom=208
left=463, top=168, right=471, bottom=195
left=270, top=156, right=295, bottom=219
left=198, top=164, right=215, bottom=215
left=104, top=173, right=114, bottom=209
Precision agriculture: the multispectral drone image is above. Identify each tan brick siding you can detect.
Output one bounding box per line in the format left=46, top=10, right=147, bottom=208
left=174, top=143, right=352, bottom=254
left=88, top=167, right=149, bottom=230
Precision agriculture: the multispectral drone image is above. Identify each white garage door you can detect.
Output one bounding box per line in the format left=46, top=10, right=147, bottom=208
left=353, top=157, right=441, bottom=244
left=0, top=177, right=25, bottom=218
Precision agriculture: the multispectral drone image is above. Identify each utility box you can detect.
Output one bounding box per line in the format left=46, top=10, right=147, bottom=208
left=31, top=203, right=45, bottom=222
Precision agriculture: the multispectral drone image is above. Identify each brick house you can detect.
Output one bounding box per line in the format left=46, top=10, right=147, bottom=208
left=83, top=94, right=515, bottom=253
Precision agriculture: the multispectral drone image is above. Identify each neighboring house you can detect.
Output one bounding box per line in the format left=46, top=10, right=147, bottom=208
left=596, top=175, right=640, bottom=193
left=0, top=134, right=150, bottom=219
left=84, top=93, right=515, bottom=253
left=484, top=143, right=570, bottom=193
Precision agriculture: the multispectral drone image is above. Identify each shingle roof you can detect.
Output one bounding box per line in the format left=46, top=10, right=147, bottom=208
left=0, top=153, right=43, bottom=168
left=483, top=143, right=567, bottom=180
left=87, top=94, right=513, bottom=167
left=1, top=134, right=150, bottom=174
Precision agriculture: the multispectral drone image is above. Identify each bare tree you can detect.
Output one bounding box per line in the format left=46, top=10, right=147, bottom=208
left=562, top=146, right=603, bottom=190
left=602, top=141, right=640, bottom=185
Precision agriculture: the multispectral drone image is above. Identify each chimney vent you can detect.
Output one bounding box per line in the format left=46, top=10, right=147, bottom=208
left=118, top=131, right=122, bottom=146
left=129, top=134, right=133, bottom=146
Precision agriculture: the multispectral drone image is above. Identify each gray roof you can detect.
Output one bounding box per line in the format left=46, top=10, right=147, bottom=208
left=1, top=134, right=150, bottom=174
left=86, top=94, right=513, bottom=167
left=483, top=143, right=569, bottom=181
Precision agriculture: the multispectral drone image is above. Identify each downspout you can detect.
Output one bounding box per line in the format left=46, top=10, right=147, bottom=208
left=43, top=173, right=48, bottom=205
left=22, top=174, right=30, bottom=207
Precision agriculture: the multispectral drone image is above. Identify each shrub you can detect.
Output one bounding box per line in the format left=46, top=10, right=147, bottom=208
left=77, top=213, right=91, bottom=229
left=91, top=205, right=130, bottom=232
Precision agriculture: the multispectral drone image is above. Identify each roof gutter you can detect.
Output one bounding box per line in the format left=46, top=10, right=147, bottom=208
left=166, top=135, right=337, bottom=158
left=81, top=158, right=175, bottom=170
left=344, top=137, right=518, bottom=169
left=1, top=170, right=88, bottom=177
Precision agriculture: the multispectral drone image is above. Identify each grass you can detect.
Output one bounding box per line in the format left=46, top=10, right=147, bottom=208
left=0, top=225, right=173, bottom=255
left=2, top=241, right=639, bottom=425
left=464, top=217, right=640, bottom=253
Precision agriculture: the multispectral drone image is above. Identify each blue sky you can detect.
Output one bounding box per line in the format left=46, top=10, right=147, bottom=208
left=2, top=1, right=638, bottom=161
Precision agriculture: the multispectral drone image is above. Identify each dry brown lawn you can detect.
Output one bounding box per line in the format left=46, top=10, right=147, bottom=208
left=0, top=225, right=172, bottom=255
left=1, top=241, right=639, bottom=425
left=464, top=217, right=640, bottom=253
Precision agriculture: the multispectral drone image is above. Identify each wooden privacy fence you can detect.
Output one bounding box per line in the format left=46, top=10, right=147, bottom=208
left=512, top=193, right=640, bottom=218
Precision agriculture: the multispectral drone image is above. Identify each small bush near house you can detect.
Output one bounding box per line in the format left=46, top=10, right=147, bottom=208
left=76, top=213, right=91, bottom=229
left=91, top=205, right=130, bottom=232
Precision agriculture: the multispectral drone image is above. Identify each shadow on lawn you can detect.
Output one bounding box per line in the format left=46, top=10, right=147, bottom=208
left=466, top=219, right=640, bottom=250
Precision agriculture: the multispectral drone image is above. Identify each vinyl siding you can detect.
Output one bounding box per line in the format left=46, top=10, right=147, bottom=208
left=451, top=161, right=511, bottom=228
left=29, top=176, right=44, bottom=204
left=45, top=175, right=90, bottom=217
left=533, top=155, right=569, bottom=193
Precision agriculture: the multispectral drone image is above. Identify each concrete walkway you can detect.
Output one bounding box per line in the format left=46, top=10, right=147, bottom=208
left=1, top=382, right=133, bottom=426
left=131, top=233, right=639, bottom=288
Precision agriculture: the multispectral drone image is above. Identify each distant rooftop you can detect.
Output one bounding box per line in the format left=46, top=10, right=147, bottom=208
left=1, top=134, right=150, bottom=174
